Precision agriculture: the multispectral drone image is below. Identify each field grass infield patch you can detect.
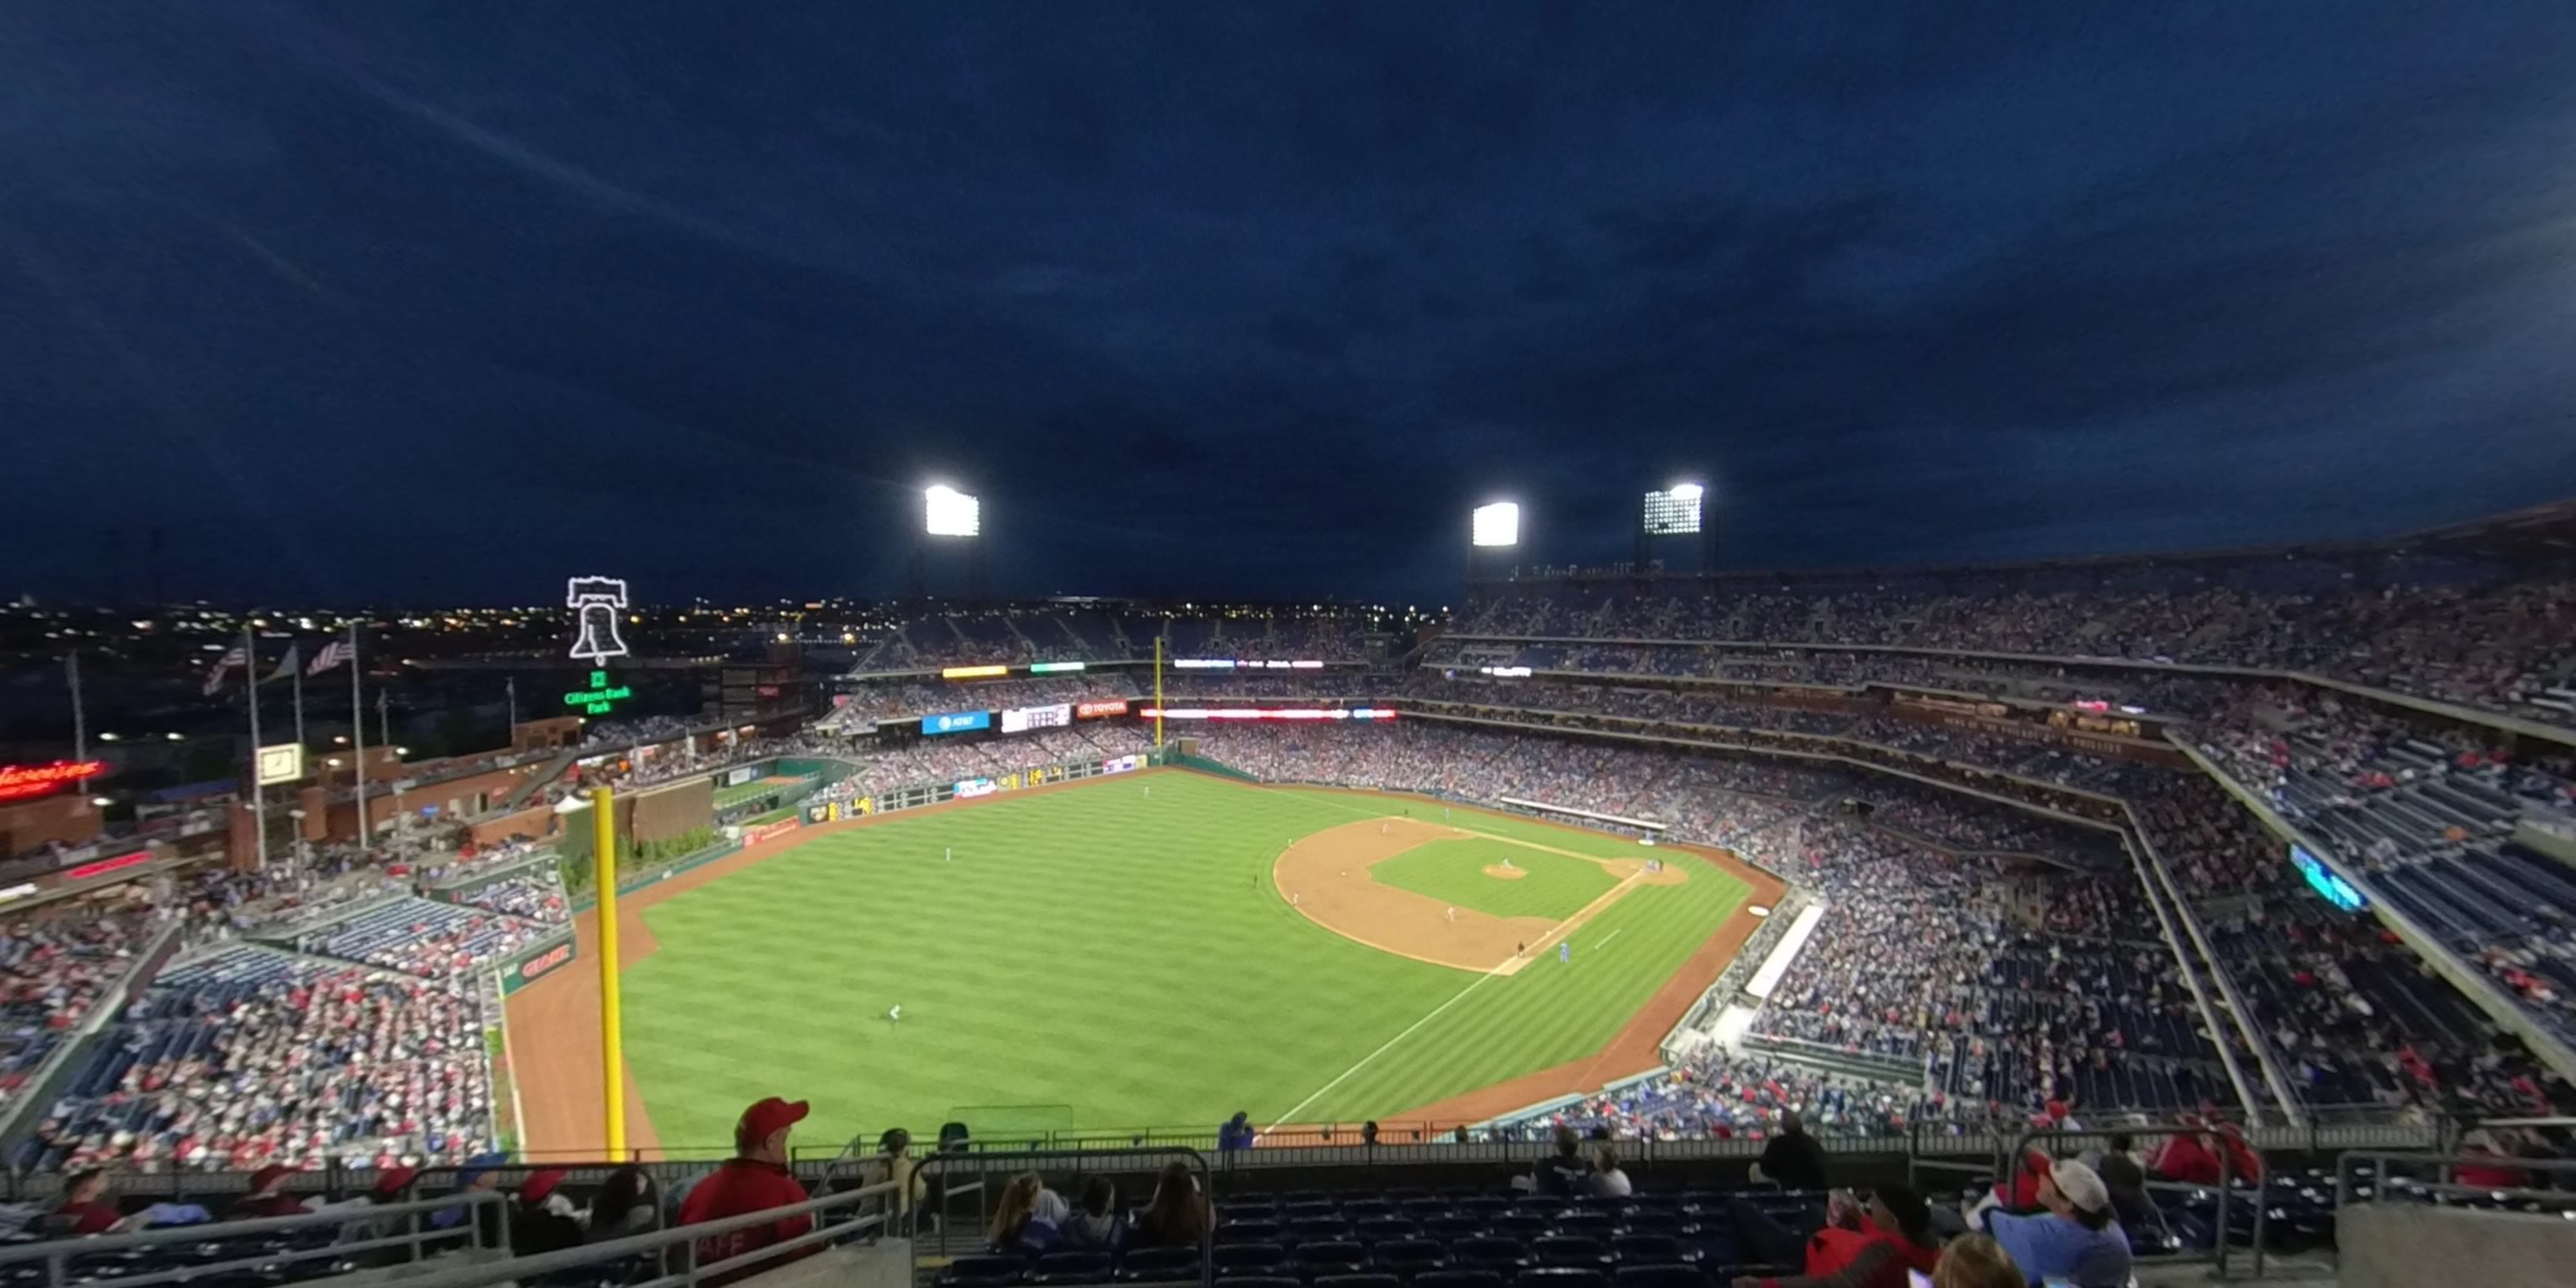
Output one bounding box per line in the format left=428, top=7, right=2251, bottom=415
left=1370, top=838, right=1616, bottom=919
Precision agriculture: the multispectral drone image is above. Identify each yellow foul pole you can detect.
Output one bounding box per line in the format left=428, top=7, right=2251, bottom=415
left=1153, top=636, right=1165, bottom=749
left=591, top=786, right=625, bottom=1158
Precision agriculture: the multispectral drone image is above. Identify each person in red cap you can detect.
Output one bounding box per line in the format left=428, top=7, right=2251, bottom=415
left=52, top=1169, right=125, bottom=1235
left=512, top=1169, right=586, bottom=1257
left=678, top=1096, right=816, bottom=1284
left=230, top=1164, right=310, bottom=1219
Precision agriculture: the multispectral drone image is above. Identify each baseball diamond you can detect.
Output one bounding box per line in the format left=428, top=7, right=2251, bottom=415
left=504, top=767, right=1773, bottom=1155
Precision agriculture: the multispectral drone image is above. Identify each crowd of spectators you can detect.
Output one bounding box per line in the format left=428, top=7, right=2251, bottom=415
left=0, top=901, right=170, bottom=1109
left=847, top=608, right=1377, bottom=675
left=1452, top=573, right=2576, bottom=728
left=25, top=952, right=491, bottom=1173
left=1539, top=1048, right=1980, bottom=1141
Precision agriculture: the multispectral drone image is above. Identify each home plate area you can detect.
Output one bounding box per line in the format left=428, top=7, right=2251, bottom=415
left=1271, top=816, right=1686, bottom=974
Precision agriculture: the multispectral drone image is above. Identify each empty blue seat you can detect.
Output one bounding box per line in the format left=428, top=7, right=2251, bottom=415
left=1452, top=1237, right=1525, bottom=1271
left=1215, top=1244, right=1288, bottom=1274
left=1355, top=1218, right=1418, bottom=1245
left=1032, top=1252, right=1114, bottom=1285
left=1118, top=1247, right=1203, bottom=1281
left=1613, top=1269, right=1709, bottom=1288
left=1531, top=1238, right=1608, bottom=1269
left=1552, top=1215, right=1613, bottom=1240
left=940, top=1256, right=1025, bottom=1287
left=1316, top=1275, right=1403, bottom=1288
left=1517, top=1270, right=1608, bottom=1288
left=1296, top=1242, right=1369, bottom=1277
left=1610, top=1236, right=1685, bottom=1267
left=1374, top=1240, right=1447, bottom=1274
left=1424, top=1217, right=1484, bottom=1240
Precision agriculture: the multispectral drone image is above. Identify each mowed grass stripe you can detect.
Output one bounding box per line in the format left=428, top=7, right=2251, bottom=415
left=613, top=771, right=1742, bottom=1148
left=1297, top=855, right=1750, bottom=1121
left=1370, top=839, right=1613, bottom=919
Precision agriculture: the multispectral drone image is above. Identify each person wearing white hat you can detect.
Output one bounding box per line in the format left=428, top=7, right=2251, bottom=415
left=1974, top=1158, right=2131, bottom=1288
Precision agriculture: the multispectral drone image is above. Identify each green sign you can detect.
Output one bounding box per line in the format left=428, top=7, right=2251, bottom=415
left=564, top=669, right=634, bottom=715
left=1028, top=661, right=1087, bottom=674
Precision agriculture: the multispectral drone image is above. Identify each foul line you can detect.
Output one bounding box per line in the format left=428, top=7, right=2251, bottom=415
left=1263, top=969, right=1506, bottom=1133
left=1596, top=930, right=1623, bottom=949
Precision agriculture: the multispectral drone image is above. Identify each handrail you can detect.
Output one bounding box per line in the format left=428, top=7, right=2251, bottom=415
left=373, top=1176, right=898, bottom=1288
left=0, top=1190, right=511, bottom=1288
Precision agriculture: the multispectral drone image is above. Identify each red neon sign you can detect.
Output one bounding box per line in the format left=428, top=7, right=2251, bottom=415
left=1075, top=699, right=1130, bottom=719
left=65, top=851, right=152, bottom=880
left=0, top=760, right=107, bottom=803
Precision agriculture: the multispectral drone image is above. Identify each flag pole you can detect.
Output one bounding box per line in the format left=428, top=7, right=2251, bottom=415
left=67, top=650, right=87, bottom=772
left=245, top=626, right=267, bottom=869
left=350, top=622, right=369, bottom=844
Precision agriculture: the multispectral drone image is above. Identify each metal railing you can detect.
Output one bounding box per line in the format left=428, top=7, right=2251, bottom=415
left=0, top=1190, right=511, bottom=1288
left=354, top=1175, right=900, bottom=1288
left=1999, top=1123, right=2257, bottom=1278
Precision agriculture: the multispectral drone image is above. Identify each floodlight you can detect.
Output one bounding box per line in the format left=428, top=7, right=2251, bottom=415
left=1641, top=486, right=1704, bottom=536
left=924, top=485, right=981, bottom=537
left=1471, top=502, right=1521, bottom=547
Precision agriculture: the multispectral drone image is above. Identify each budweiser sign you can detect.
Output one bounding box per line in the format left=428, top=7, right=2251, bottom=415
left=0, top=760, right=106, bottom=803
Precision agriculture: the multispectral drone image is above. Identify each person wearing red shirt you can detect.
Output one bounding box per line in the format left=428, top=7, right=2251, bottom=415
left=677, top=1096, right=817, bottom=1285
left=52, top=1169, right=123, bottom=1235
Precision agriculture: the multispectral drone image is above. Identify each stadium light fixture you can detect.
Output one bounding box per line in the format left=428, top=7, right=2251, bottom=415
left=1471, top=501, right=1521, bottom=547
left=1641, top=484, right=1704, bottom=536
left=924, top=485, right=981, bottom=537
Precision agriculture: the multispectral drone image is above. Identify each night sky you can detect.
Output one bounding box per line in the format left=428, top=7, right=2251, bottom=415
left=6, top=3, right=2576, bottom=607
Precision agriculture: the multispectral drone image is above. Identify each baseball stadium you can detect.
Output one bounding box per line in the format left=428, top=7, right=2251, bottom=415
left=3, top=496, right=2573, bottom=1288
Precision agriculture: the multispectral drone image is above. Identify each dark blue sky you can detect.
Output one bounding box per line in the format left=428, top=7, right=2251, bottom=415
left=6, top=3, right=2575, bottom=606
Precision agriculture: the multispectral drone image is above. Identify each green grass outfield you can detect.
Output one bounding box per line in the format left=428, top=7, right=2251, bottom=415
left=614, top=770, right=1748, bottom=1148
left=1369, top=838, right=1615, bottom=919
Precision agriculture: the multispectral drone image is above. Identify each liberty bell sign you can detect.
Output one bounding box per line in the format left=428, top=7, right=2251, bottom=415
left=567, top=575, right=632, bottom=663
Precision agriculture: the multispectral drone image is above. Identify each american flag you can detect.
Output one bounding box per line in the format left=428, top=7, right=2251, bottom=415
left=307, top=640, right=353, bottom=675
left=203, top=645, right=247, bottom=696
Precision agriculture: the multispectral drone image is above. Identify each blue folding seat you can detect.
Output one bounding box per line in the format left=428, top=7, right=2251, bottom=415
left=1118, top=1247, right=1204, bottom=1281
left=1516, top=1269, right=1608, bottom=1288
left=1552, top=1214, right=1613, bottom=1241
left=1612, top=1269, right=1708, bottom=1288
left=1424, top=1216, right=1483, bottom=1241
left=1315, top=1275, right=1403, bottom=1288
left=1374, top=1239, right=1447, bottom=1277
left=1031, top=1252, right=1114, bottom=1285
left=939, top=1256, right=1025, bottom=1287
left=1451, top=1237, right=1526, bottom=1273
left=1215, top=1243, right=1289, bottom=1277
left=1355, top=1218, right=1418, bottom=1246
left=1609, top=1235, right=1685, bottom=1267
left=1296, top=1242, right=1369, bottom=1280
left=1530, top=1238, right=1608, bottom=1269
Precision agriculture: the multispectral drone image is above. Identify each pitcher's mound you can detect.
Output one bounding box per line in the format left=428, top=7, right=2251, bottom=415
left=1481, top=864, right=1527, bottom=880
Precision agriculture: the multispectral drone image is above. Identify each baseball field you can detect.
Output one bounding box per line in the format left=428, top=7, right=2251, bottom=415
left=507, top=768, right=1781, bottom=1156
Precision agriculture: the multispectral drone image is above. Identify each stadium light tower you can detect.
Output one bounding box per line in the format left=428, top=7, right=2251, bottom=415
left=1467, top=500, right=1521, bottom=601
left=913, top=484, right=987, bottom=600
left=1639, top=480, right=1718, bottom=576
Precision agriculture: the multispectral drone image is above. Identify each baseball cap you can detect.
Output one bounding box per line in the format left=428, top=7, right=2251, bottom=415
left=2050, top=1159, right=2111, bottom=1216
left=739, top=1096, right=810, bottom=1145
left=520, top=1168, right=569, bottom=1203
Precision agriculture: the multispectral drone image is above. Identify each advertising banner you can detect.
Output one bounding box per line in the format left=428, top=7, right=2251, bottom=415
left=922, top=710, right=991, bottom=736
left=999, top=703, right=1073, bottom=734
left=744, top=819, right=802, bottom=847
left=724, top=766, right=758, bottom=787
left=1102, top=755, right=1143, bottom=774
left=1075, top=699, right=1130, bottom=719
left=954, top=777, right=1000, bottom=798
left=497, top=935, right=579, bottom=995
left=803, top=802, right=840, bottom=824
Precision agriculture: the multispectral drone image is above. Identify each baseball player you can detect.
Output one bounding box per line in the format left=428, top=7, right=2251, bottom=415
left=886, top=1004, right=902, bottom=1024
left=1446, top=906, right=1457, bottom=924
left=1559, top=941, right=1572, bottom=964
